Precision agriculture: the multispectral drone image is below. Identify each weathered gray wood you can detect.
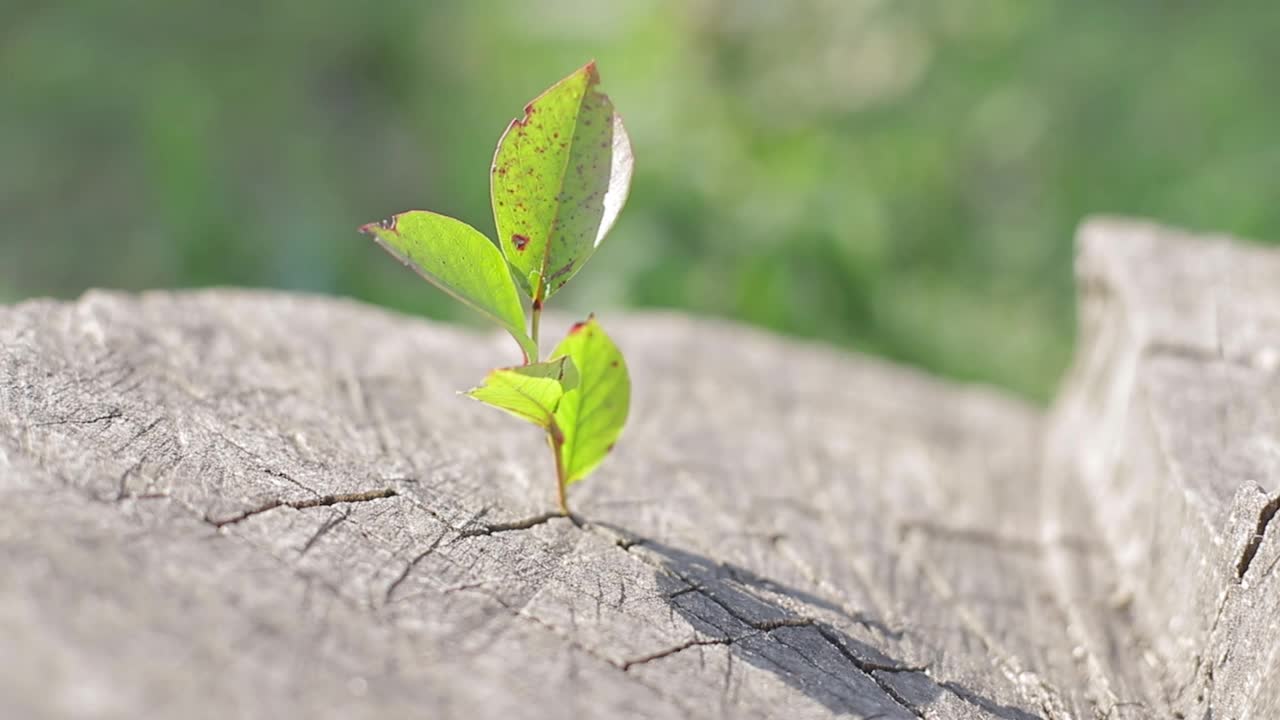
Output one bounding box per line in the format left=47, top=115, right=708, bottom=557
left=1045, top=218, right=1280, bottom=720
left=0, top=217, right=1276, bottom=719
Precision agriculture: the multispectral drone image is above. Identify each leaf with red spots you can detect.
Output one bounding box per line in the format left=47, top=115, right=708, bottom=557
left=549, top=316, right=629, bottom=485
left=490, top=62, right=634, bottom=302
left=360, top=66, right=635, bottom=513
left=463, top=356, right=579, bottom=428
left=360, top=210, right=536, bottom=362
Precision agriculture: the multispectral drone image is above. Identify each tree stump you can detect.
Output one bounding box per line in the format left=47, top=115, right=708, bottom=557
left=2, top=218, right=1277, bottom=719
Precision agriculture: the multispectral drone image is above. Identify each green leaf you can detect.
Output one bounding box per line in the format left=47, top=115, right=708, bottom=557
left=550, top=316, right=630, bottom=484
left=360, top=210, right=537, bottom=362
left=464, top=356, right=579, bottom=428
left=490, top=61, right=634, bottom=303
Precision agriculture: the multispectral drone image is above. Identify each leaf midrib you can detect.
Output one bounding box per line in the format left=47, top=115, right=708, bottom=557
left=534, top=79, right=593, bottom=303
left=492, top=373, right=562, bottom=424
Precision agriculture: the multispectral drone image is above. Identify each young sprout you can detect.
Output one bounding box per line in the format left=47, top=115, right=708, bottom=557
left=360, top=62, right=633, bottom=514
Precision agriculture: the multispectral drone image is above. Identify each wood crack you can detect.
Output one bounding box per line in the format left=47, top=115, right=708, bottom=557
left=810, top=624, right=928, bottom=719
left=1236, top=492, right=1280, bottom=580
left=621, top=637, right=733, bottom=671
left=471, top=582, right=701, bottom=719
left=456, top=510, right=582, bottom=538
left=206, top=487, right=399, bottom=528
left=602, top=524, right=929, bottom=716
left=298, top=508, right=351, bottom=556
left=33, top=407, right=123, bottom=427
left=383, top=529, right=449, bottom=603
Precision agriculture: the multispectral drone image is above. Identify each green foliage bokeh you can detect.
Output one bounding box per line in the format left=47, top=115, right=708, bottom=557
left=4, top=1, right=1277, bottom=400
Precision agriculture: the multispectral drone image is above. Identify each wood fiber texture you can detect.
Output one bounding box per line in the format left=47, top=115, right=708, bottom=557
left=1, top=218, right=1276, bottom=719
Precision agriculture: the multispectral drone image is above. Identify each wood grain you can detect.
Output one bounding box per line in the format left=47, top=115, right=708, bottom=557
left=1, top=218, right=1276, bottom=719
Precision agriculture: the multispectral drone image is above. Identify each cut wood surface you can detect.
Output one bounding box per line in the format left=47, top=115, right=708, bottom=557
left=1, top=218, right=1276, bottom=719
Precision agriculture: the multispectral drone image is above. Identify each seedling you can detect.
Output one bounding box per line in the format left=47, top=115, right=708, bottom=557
left=360, top=62, right=633, bottom=515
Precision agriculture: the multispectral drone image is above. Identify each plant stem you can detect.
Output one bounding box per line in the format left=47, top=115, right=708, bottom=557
left=530, top=297, right=543, bottom=361
left=548, top=419, right=569, bottom=515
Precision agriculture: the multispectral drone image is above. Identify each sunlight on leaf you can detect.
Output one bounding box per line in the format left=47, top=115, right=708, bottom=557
left=550, top=316, right=629, bottom=484
left=360, top=210, right=537, bottom=361
left=491, top=61, right=634, bottom=302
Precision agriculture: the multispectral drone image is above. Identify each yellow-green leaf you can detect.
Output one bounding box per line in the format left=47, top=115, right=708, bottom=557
left=360, top=210, right=536, bottom=362
left=464, top=356, right=579, bottom=428
left=550, top=316, right=629, bottom=484
left=490, top=62, right=634, bottom=302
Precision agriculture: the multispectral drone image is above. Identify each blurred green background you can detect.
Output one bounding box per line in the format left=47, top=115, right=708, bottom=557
left=4, top=1, right=1277, bottom=401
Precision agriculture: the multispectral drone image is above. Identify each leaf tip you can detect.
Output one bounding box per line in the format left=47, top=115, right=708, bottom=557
left=358, top=215, right=399, bottom=235
left=568, top=312, right=598, bottom=336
